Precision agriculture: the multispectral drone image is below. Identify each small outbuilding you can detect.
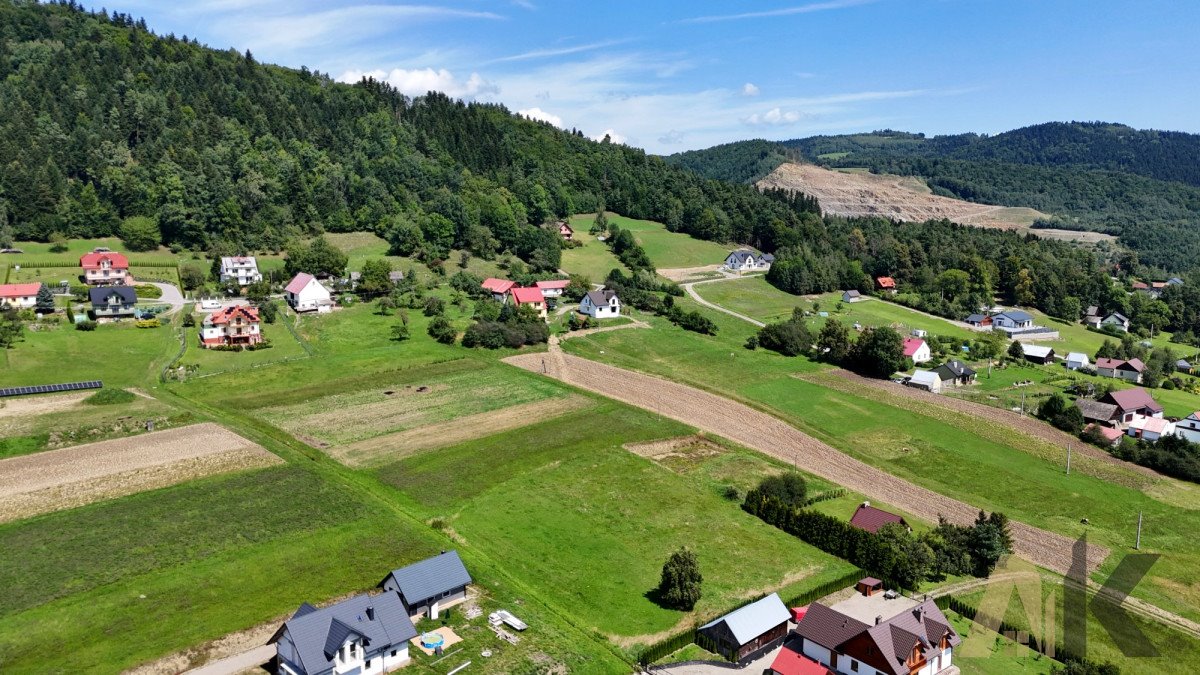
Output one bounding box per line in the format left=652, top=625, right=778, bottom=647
left=698, top=592, right=791, bottom=662
left=854, top=577, right=884, bottom=597
left=1020, top=343, right=1055, bottom=364
left=849, top=503, right=909, bottom=534
left=1066, top=352, right=1090, bottom=370
left=934, top=360, right=976, bottom=387
left=907, top=369, right=941, bottom=392
left=842, top=290, right=862, bottom=303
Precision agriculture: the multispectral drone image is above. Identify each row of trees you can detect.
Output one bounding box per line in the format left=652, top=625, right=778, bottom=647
left=752, top=311, right=908, bottom=378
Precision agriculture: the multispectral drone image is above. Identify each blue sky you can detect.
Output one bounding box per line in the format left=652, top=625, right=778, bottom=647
left=102, top=0, right=1200, bottom=153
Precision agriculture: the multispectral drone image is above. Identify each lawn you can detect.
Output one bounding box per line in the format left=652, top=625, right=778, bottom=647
left=323, top=232, right=506, bottom=281
left=0, top=319, right=179, bottom=389
left=569, top=212, right=735, bottom=270
left=0, top=466, right=445, bottom=673
left=177, top=312, right=310, bottom=377
left=560, top=221, right=625, bottom=283
left=559, top=295, right=1200, bottom=627
left=377, top=400, right=859, bottom=643
left=945, top=610, right=1056, bottom=675
left=0, top=393, right=192, bottom=459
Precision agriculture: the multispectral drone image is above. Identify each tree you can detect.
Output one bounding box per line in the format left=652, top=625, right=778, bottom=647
left=390, top=322, right=410, bottom=341
left=245, top=280, right=272, bottom=305
left=427, top=316, right=457, bottom=344
left=969, top=511, right=1012, bottom=576
left=35, top=284, right=55, bottom=314
left=656, top=547, right=702, bottom=611
left=816, top=319, right=851, bottom=364
left=0, top=205, right=12, bottom=248
left=48, top=232, right=69, bottom=253
left=847, top=326, right=905, bottom=378
left=119, top=215, right=162, bottom=252
left=0, top=309, right=23, bottom=348
left=423, top=296, right=445, bottom=316
left=180, top=264, right=206, bottom=291
left=1007, top=340, right=1025, bottom=361
left=285, top=236, right=348, bottom=278
left=376, top=296, right=396, bottom=315
left=590, top=210, right=609, bottom=235
left=259, top=300, right=278, bottom=324
left=936, top=269, right=971, bottom=301
left=358, top=258, right=394, bottom=297
left=757, top=319, right=812, bottom=357
left=753, top=473, right=807, bottom=508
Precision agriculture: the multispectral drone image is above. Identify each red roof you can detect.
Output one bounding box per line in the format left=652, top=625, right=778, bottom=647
left=769, top=646, right=834, bottom=675
left=791, top=606, right=809, bottom=622
left=510, top=287, right=545, bottom=305
left=902, top=337, right=926, bottom=357
left=0, top=283, right=41, bottom=298
left=482, top=278, right=515, bottom=293
left=535, top=279, right=570, bottom=290
left=876, top=276, right=896, bottom=289
left=1097, top=358, right=1145, bottom=372
left=79, top=252, right=129, bottom=269
left=1085, top=424, right=1124, bottom=443
left=285, top=273, right=314, bottom=294
left=849, top=504, right=907, bottom=534
left=1100, top=388, right=1163, bottom=415
left=558, top=223, right=574, bottom=233
left=207, top=305, right=260, bottom=325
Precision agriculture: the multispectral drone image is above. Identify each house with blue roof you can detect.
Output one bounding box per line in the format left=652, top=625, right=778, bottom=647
left=380, top=550, right=473, bottom=620
left=269, top=591, right=417, bottom=675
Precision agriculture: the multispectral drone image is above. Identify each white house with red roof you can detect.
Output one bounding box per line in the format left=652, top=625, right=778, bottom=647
left=1096, top=357, right=1144, bottom=383
left=79, top=251, right=129, bottom=285
left=481, top=278, right=516, bottom=302
left=201, top=305, right=262, bottom=348
left=0, top=283, right=42, bottom=309
left=509, top=286, right=547, bottom=319
left=1127, top=415, right=1176, bottom=442
left=285, top=273, right=333, bottom=313
left=1098, top=388, right=1163, bottom=425
left=902, top=337, right=930, bottom=364
left=534, top=279, right=570, bottom=299
left=557, top=221, right=574, bottom=240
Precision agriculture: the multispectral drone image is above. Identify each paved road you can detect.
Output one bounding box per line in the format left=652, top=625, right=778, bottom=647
left=144, top=282, right=185, bottom=315
left=505, top=347, right=1109, bottom=577
left=183, top=644, right=273, bottom=675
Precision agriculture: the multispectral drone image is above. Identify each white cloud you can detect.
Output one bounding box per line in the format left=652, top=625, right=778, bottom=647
left=338, top=67, right=498, bottom=98
left=744, top=107, right=805, bottom=125
left=518, top=107, right=563, bottom=127
left=681, top=0, right=876, bottom=24
left=658, top=130, right=686, bottom=145
left=488, top=40, right=628, bottom=64
left=742, top=82, right=760, bottom=96
left=592, top=129, right=627, bottom=144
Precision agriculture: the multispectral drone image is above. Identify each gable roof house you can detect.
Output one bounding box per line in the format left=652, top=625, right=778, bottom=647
left=1095, top=357, right=1145, bottom=383
left=964, top=313, right=992, bottom=329
left=1020, top=344, right=1055, bottom=364
left=79, top=251, right=130, bottom=285
left=849, top=502, right=909, bottom=534
left=724, top=249, right=773, bottom=272
left=89, top=286, right=137, bottom=319
left=991, top=310, right=1035, bottom=333
left=269, top=592, right=417, bottom=675
left=1101, top=312, right=1130, bottom=332
left=1174, top=411, right=1200, bottom=444
left=1075, top=399, right=1121, bottom=427
left=842, top=290, right=863, bottom=303
left=1177, top=358, right=1193, bottom=374
left=769, top=644, right=836, bottom=675
left=534, top=279, right=571, bottom=298
left=793, top=598, right=961, bottom=675
left=1084, top=305, right=1102, bottom=327
left=1127, top=415, right=1176, bottom=442
left=579, top=289, right=621, bottom=319
left=219, top=256, right=263, bottom=286
left=380, top=550, right=473, bottom=620
left=906, top=369, right=940, bottom=393
left=1099, top=388, right=1164, bottom=425
left=285, top=273, right=333, bottom=313
left=556, top=221, right=574, bottom=239
left=1066, top=352, right=1090, bottom=370
left=875, top=276, right=896, bottom=293
left=698, top=593, right=792, bottom=662
left=509, top=286, right=548, bottom=319
left=201, top=305, right=262, bottom=348
left=902, top=337, right=931, bottom=364
left=0, top=283, right=43, bottom=309
left=481, top=278, right=516, bottom=302
left=934, top=360, right=976, bottom=387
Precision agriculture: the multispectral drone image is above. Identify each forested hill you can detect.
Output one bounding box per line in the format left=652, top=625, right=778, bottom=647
left=0, top=0, right=820, bottom=271
left=669, top=125, right=1200, bottom=272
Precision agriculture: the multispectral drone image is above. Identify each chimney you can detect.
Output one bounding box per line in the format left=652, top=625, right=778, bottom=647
left=875, top=615, right=883, bottom=625
left=366, top=606, right=375, bottom=621
left=913, top=606, right=923, bottom=621
left=862, top=501, right=870, bottom=508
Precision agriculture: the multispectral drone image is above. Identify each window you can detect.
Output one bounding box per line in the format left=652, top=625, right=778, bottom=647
left=365, top=659, right=371, bottom=668
left=850, top=661, right=858, bottom=672
left=391, top=650, right=397, bottom=657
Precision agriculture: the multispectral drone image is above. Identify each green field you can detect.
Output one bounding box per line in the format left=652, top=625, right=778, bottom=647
left=945, top=610, right=1056, bottom=675
left=177, top=311, right=310, bottom=376
left=560, top=294, right=1200, bottom=626
left=561, top=218, right=625, bottom=282
left=0, top=319, right=179, bottom=388
left=569, top=212, right=735, bottom=270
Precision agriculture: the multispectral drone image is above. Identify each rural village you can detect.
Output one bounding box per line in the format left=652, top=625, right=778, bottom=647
left=4, top=3, right=1200, bottom=675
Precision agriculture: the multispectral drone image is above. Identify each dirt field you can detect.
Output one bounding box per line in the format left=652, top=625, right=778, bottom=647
left=757, top=163, right=1047, bottom=229
left=504, top=349, right=1109, bottom=576
left=0, top=422, right=279, bottom=522
left=0, top=392, right=89, bottom=433
left=330, top=395, right=592, bottom=466
left=657, top=265, right=727, bottom=283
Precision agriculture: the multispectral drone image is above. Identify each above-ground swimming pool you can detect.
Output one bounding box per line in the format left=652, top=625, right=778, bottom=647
left=420, top=632, right=445, bottom=649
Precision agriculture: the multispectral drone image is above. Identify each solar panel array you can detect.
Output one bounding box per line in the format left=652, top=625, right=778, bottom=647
left=0, top=380, right=103, bottom=398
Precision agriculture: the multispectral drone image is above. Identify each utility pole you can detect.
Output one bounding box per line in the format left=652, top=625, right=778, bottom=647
left=1136, top=511, right=1143, bottom=550
left=1021, top=390, right=1026, bottom=416
left=1066, top=443, right=1072, bottom=475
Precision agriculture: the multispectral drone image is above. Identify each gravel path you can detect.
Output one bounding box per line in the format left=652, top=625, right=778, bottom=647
left=143, top=282, right=185, bottom=315
left=504, top=349, right=1109, bottom=576
left=683, top=282, right=765, bottom=327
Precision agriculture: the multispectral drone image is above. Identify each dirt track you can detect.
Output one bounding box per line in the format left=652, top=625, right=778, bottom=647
left=757, top=163, right=1045, bottom=229
left=504, top=350, right=1108, bottom=576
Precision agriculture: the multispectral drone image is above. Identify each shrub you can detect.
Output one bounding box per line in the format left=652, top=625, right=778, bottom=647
left=75, top=320, right=98, bottom=331
left=182, top=313, right=196, bottom=327
left=84, top=388, right=136, bottom=405
left=757, top=319, right=811, bottom=356
left=423, top=296, right=446, bottom=317
left=427, top=316, right=457, bottom=344
left=656, top=547, right=702, bottom=611
left=133, top=284, right=163, bottom=299
left=135, top=318, right=160, bottom=328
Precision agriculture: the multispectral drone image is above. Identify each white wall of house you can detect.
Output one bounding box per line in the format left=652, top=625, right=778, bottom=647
left=0, top=294, right=37, bottom=309
left=801, top=640, right=831, bottom=668
left=1176, top=417, right=1200, bottom=443
left=220, top=258, right=263, bottom=285
left=85, top=268, right=128, bottom=284
left=833, top=654, right=882, bottom=675
left=1116, top=369, right=1142, bottom=383
left=287, top=279, right=332, bottom=312
left=407, top=588, right=467, bottom=621
left=910, top=343, right=932, bottom=364
left=580, top=296, right=620, bottom=318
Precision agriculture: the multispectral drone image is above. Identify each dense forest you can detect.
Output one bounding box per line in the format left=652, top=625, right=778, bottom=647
left=670, top=126, right=1200, bottom=272
left=0, top=0, right=815, bottom=271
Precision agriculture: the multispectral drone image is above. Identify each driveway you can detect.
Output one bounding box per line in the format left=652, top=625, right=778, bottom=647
left=142, top=281, right=185, bottom=316
left=183, top=645, right=273, bottom=675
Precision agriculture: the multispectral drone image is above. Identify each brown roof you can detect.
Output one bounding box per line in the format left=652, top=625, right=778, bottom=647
left=841, top=601, right=961, bottom=675
left=1075, top=399, right=1119, bottom=422
left=849, top=504, right=907, bottom=534
left=794, top=603, right=870, bottom=650
left=1100, top=388, right=1163, bottom=415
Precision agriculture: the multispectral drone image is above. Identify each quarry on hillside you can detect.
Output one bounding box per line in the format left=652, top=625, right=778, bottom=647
left=757, top=162, right=1048, bottom=230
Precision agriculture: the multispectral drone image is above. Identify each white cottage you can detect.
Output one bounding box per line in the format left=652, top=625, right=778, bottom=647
left=724, top=249, right=774, bottom=272
left=219, top=256, right=263, bottom=286
left=1066, top=352, right=1090, bottom=370
left=580, top=289, right=621, bottom=319
left=285, top=273, right=333, bottom=313
left=269, top=592, right=416, bottom=675
left=1174, top=411, right=1200, bottom=444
